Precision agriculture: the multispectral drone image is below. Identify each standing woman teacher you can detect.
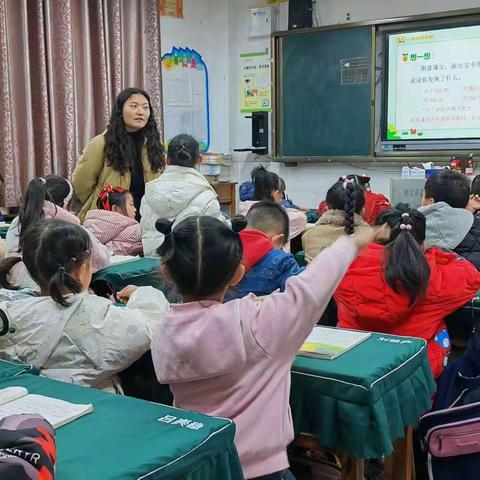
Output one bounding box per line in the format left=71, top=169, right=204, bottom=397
left=73, top=87, right=164, bottom=222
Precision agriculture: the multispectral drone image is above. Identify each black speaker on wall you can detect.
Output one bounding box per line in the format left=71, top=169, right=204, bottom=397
left=288, top=0, right=313, bottom=30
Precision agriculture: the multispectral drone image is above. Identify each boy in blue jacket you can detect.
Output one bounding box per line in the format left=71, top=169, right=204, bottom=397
left=225, top=201, right=304, bottom=301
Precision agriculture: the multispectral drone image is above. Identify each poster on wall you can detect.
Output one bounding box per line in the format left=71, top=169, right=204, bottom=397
left=162, top=47, right=210, bottom=152
left=160, top=0, right=183, bottom=18
left=240, top=52, right=272, bottom=113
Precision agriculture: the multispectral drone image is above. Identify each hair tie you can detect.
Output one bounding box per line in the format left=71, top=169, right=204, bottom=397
left=97, top=184, right=124, bottom=211
left=64, top=179, right=74, bottom=204
left=71, top=250, right=89, bottom=263
left=343, top=178, right=355, bottom=189
left=399, top=224, right=412, bottom=231
left=58, top=266, right=65, bottom=273
left=401, top=213, right=410, bottom=218
left=39, top=177, right=46, bottom=185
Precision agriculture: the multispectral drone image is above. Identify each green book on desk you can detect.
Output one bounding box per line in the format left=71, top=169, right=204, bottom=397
left=299, top=326, right=371, bottom=360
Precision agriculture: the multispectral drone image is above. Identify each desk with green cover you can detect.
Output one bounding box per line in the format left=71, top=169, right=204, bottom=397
left=91, top=257, right=181, bottom=302
left=0, top=374, right=243, bottom=480
left=291, top=333, right=435, bottom=466
left=0, top=359, right=38, bottom=379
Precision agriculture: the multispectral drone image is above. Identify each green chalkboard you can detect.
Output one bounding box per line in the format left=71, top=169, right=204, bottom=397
left=277, top=26, right=373, bottom=158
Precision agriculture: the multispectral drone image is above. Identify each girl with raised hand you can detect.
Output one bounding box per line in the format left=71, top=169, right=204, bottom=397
left=151, top=214, right=385, bottom=480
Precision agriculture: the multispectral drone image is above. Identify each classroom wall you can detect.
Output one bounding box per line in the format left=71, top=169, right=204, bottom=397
left=160, top=0, right=230, bottom=153
left=315, top=0, right=480, bottom=26
left=161, top=0, right=480, bottom=207
left=228, top=0, right=480, bottom=207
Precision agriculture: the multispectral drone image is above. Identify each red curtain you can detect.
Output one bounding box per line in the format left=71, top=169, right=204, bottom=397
left=0, top=0, right=163, bottom=206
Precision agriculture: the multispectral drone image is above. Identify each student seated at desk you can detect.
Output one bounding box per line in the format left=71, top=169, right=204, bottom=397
left=0, top=220, right=169, bottom=392
left=419, top=169, right=480, bottom=270
left=140, top=134, right=225, bottom=256
left=335, top=204, right=480, bottom=379
left=84, top=184, right=142, bottom=256
left=302, top=178, right=371, bottom=263
left=5, top=176, right=110, bottom=288
left=151, top=215, right=384, bottom=480
left=224, top=202, right=304, bottom=301
left=317, top=174, right=390, bottom=225
left=238, top=166, right=307, bottom=241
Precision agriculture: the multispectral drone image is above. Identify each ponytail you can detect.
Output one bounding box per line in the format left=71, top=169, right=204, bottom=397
left=49, top=266, right=83, bottom=308
left=344, top=181, right=356, bottom=235
left=20, top=220, right=92, bottom=306
left=18, top=178, right=50, bottom=250
left=156, top=218, right=176, bottom=261
left=326, top=177, right=365, bottom=235
left=231, top=215, right=248, bottom=233
left=0, top=257, right=23, bottom=290
left=376, top=204, right=430, bottom=305
left=18, top=175, right=72, bottom=251
left=251, top=166, right=280, bottom=202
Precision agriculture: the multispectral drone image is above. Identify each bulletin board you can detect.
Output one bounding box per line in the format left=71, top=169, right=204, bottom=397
left=162, top=47, right=210, bottom=152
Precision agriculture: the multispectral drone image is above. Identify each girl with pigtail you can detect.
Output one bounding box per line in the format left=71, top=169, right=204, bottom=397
left=335, top=203, right=480, bottom=379
left=303, top=176, right=371, bottom=263
left=0, top=220, right=170, bottom=391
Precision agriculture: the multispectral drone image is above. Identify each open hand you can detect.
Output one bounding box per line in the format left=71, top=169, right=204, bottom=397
left=351, top=224, right=391, bottom=252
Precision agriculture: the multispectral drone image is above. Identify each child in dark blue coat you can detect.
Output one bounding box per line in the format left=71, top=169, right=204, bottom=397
left=225, top=201, right=304, bottom=301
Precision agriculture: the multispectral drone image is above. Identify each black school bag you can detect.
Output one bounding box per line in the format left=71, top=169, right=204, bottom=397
left=417, top=331, right=480, bottom=480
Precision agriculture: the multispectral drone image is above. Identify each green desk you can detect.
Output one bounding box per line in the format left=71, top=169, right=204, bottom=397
left=0, top=359, right=38, bottom=378
left=306, top=209, right=319, bottom=224
left=91, top=258, right=181, bottom=303
left=0, top=223, right=9, bottom=239
left=294, top=251, right=306, bottom=268
left=291, top=333, right=435, bottom=460
left=0, top=374, right=243, bottom=480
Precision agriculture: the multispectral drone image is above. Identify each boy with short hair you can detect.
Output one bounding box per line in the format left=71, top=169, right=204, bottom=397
left=419, top=169, right=480, bottom=270
left=225, top=201, right=304, bottom=301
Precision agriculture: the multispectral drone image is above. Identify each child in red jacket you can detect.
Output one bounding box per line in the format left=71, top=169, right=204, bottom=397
left=335, top=203, right=480, bottom=379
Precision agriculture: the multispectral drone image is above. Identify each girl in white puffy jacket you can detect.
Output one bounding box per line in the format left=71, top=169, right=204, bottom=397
left=140, top=134, right=226, bottom=256
left=0, top=219, right=169, bottom=392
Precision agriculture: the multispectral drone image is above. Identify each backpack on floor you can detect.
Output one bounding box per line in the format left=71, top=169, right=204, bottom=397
left=417, top=331, right=480, bottom=480
left=288, top=434, right=341, bottom=480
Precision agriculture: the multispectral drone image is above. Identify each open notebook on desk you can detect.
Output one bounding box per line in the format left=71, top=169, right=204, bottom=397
left=0, top=387, right=93, bottom=428
left=300, top=326, right=371, bottom=360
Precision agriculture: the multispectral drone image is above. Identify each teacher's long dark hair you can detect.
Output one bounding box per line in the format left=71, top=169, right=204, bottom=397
left=375, top=203, right=430, bottom=306
left=104, top=88, right=164, bottom=175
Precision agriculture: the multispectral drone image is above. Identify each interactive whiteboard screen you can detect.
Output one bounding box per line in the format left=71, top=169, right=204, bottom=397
left=386, top=25, right=480, bottom=142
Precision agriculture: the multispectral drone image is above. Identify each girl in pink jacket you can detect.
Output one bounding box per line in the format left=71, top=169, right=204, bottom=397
left=151, top=215, right=380, bottom=480
left=5, top=176, right=110, bottom=289
left=84, top=185, right=143, bottom=256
